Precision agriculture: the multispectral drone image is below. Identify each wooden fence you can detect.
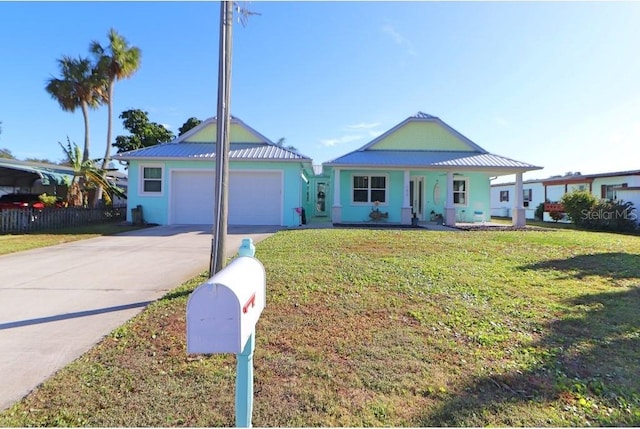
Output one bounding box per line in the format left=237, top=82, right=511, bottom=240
left=0, top=205, right=127, bottom=234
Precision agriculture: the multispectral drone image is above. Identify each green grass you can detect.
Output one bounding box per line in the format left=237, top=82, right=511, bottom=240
left=1, top=228, right=639, bottom=427
left=0, top=223, right=146, bottom=256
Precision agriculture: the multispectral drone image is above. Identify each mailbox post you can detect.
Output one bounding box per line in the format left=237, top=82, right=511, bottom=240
left=186, top=238, right=263, bottom=427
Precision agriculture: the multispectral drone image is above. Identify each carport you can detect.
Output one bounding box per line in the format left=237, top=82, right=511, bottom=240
left=0, top=159, right=73, bottom=194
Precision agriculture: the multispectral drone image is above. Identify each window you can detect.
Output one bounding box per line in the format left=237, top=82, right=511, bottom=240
left=499, top=190, right=509, bottom=202
left=453, top=179, right=467, bottom=205
left=141, top=166, right=163, bottom=194
left=523, top=189, right=532, bottom=207
left=352, top=175, right=386, bottom=203
left=602, top=183, right=627, bottom=200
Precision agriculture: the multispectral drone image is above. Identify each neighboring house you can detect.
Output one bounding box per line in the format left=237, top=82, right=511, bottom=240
left=114, top=116, right=313, bottom=227
left=322, top=112, right=542, bottom=227
left=542, top=170, right=640, bottom=223
left=491, top=169, right=640, bottom=224
left=490, top=180, right=545, bottom=219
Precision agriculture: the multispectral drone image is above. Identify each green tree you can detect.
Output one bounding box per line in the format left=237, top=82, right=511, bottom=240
left=90, top=29, right=141, bottom=170
left=91, top=29, right=141, bottom=205
left=0, top=148, right=15, bottom=159
left=114, top=109, right=174, bottom=153
left=24, top=157, right=57, bottom=164
left=178, top=117, right=202, bottom=136
left=275, top=137, right=298, bottom=152
left=59, top=137, right=125, bottom=207
left=45, top=56, right=104, bottom=164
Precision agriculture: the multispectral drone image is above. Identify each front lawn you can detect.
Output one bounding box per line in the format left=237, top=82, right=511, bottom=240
left=0, top=223, right=145, bottom=256
left=1, top=228, right=639, bottom=426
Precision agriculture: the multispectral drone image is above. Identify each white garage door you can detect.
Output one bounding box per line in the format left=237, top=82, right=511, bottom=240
left=170, top=170, right=282, bottom=225
left=171, top=170, right=215, bottom=225
left=229, top=171, right=282, bottom=225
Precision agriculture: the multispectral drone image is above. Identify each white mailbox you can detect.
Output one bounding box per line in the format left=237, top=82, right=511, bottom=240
left=186, top=256, right=266, bottom=354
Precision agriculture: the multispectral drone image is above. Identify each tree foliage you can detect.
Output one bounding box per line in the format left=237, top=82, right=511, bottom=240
left=560, top=189, right=637, bottom=232
left=59, top=137, right=126, bottom=207
left=561, top=190, right=598, bottom=227
left=45, top=56, right=104, bottom=163
left=0, top=148, right=15, bottom=159
left=23, top=157, right=58, bottom=164
left=178, top=117, right=202, bottom=136
left=275, top=137, right=298, bottom=152
left=90, top=28, right=141, bottom=169
left=114, top=109, right=174, bottom=153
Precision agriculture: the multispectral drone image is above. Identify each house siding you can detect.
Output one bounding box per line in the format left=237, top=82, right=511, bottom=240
left=490, top=181, right=545, bottom=219
left=369, top=121, right=473, bottom=151
left=126, top=159, right=304, bottom=227
left=333, top=169, right=491, bottom=223
left=185, top=122, right=263, bottom=143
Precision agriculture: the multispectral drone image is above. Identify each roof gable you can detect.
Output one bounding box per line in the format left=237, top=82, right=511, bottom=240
left=178, top=116, right=273, bottom=144
left=363, top=112, right=486, bottom=153
left=324, top=112, right=542, bottom=173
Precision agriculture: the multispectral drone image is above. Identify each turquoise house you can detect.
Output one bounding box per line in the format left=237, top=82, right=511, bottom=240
left=115, top=116, right=312, bottom=227
left=323, top=112, right=542, bottom=227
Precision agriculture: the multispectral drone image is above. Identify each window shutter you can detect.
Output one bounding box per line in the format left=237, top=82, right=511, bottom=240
left=601, top=185, right=606, bottom=198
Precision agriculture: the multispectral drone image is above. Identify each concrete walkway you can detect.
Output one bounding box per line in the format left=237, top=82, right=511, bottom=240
left=0, top=225, right=277, bottom=412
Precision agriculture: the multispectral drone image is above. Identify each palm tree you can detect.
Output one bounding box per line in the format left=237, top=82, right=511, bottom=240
left=90, top=28, right=141, bottom=171
left=45, top=56, right=104, bottom=164
left=59, top=138, right=125, bottom=207
left=90, top=29, right=141, bottom=205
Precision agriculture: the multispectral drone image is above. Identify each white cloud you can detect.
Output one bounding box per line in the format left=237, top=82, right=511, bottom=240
left=347, top=122, right=380, bottom=130
left=319, top=134, right=363, bottom=147
left=368, top=129, right=384, bottom=138
left=381, top=24, right=416, bottom=56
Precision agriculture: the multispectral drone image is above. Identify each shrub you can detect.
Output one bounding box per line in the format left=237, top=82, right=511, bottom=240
left=534, top=202, right=545, bottom=220
left=549, top=211, right=564, bottom=222
left=561, top=190, right=597, bottom=227
left=582, top=200, right=638, bottom=233
left=38, top=193, right=59, bottom=207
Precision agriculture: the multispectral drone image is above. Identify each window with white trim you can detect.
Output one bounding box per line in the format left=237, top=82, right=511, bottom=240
left=141, top=166, right=163, bottom=194
left=352, top=175, right=387, bottom=203
left=499, top=190, right=509, bottom=202
left=453, top=179, right=467, bottom=205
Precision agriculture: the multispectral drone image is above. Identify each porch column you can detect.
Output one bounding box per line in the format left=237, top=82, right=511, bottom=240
left=401, top=170, right=412, bottom=225
left=513, top=172, right=526, bottom=227
left=444, top=171, right=456, bottom=226
left=332, top=168, right=342, bottom=224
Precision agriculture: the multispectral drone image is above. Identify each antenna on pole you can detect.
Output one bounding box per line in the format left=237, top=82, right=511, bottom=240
left=235, top=2, right=261, bottom=27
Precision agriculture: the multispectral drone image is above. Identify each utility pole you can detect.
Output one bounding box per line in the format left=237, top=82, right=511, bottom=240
left=210, top=1, right=234, bottom=275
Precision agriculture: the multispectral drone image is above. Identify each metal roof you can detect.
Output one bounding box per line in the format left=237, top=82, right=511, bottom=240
left=115, top=142, right=311, bottom=161
left=324, top=150, right=541, bottom=171
left=0, top=159, right=74, bottom=186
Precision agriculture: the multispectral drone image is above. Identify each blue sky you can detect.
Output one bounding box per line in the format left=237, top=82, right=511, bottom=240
left=1, top=1, right=639, bottom=183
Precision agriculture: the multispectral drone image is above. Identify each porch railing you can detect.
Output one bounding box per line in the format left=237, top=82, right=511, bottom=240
left=544, top=202, right=565, bottom=212
left=0, top=205, right=127, bottom=234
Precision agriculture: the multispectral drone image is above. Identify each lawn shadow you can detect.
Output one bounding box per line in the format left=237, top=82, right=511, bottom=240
left=419, top=287, right=640, bottom=426
left=522, top=252, right=640, bottom=281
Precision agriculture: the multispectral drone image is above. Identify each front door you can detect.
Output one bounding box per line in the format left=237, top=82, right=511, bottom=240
left=315, top=182, right=328, bottom=216
left=410, top=177, right=424, bottom=219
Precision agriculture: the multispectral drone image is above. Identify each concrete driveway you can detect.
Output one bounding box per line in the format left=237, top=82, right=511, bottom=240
left=0, top=224, right=278, bottom=412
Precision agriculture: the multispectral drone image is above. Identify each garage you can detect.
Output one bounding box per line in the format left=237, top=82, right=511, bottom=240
left=170, top=170, right=283, bottom=225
